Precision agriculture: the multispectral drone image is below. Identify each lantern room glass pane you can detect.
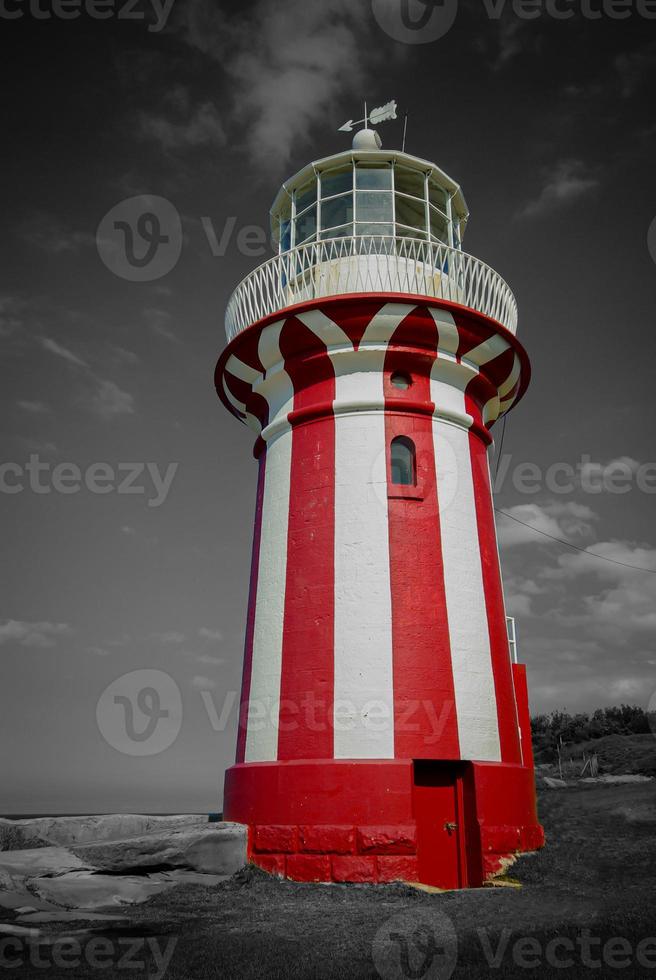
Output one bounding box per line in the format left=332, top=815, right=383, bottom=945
left=429, top=182, right=448, bottom=213
left=397, top=225, right=427, bottom=240
left=280, top=219, right=292, bottom=253
left=295, top=179, right=317, bottom=215
left=356, top=222, right=394, bottom=237
left=394, top=167, right=426, bottom=199
left=320, top=166, right=353, bottom=199
left=429, top=207, right=449, bottom=243
left=356, top=191, right=393, bottom=223
left=391, top=436, right=416, bottom=486
left=356, top=165, right=393, bottom=190
left=319, top=224, right=353, bottom=240
left=395, top=195, right=426, bottom=232
left=321, top=193, right=353, bottom=230
left=295, top=207, right=317, bottom=244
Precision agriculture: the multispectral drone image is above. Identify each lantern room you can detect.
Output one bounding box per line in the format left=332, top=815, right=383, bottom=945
left=270, top=137, right=469, bottom=255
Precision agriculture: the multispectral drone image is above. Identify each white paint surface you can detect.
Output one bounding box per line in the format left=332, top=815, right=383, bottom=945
left=244, top=428, right=293, bottom=762
left=244, top=324, right=295, bottom=762
left=332, top=401, right=395, bottom=759
left=431, top=395, right=501, bottom=762
left=302, top=306, right=405, bottom=760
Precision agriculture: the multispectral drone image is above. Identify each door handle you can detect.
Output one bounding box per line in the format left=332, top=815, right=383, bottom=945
left=444, top=822, right=457, bottom=833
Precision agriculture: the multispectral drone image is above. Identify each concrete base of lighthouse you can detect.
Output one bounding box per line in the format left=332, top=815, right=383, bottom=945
left=224, top=757, right=543, bottom=887
left=224, top=665, right=544, bottom=888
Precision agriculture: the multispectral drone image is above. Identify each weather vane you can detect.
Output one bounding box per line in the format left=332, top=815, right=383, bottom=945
left=338, top=99, right=398, bottom=133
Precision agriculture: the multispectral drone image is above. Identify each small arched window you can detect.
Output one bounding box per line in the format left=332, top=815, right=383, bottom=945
left=391, top=436, right=416, bottom=487
left=390, top=371, right=412, bottom=390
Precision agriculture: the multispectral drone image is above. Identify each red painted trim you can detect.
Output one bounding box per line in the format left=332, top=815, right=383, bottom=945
left=455, top=774, right=469, bottom=887
left=224, top=759, right=416, bottom=826
left=224, top=758, right=542, bottom=885
left=512, top=663, right=535, bottom=769
left=236, top=452, right=267, bottom=763
left=276, top=318, right=335, bottom=760
left=466, top=428, right=522, bottom=764
left=384, top=312, right=460, bottom=760
left=215, top=294, right=531, bottom=424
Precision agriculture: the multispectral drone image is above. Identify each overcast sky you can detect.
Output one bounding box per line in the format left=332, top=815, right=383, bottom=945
left=1, top=0, right=655, bottom=815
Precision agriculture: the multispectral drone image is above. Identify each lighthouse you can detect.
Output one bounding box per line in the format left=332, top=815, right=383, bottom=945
left=215, top=115, right=544, bottom=887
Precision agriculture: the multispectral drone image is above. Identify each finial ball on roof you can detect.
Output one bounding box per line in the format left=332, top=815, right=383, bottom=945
left=352, top=128, right=382, bottom=151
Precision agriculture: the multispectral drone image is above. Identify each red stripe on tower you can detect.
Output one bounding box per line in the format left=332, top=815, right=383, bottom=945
left=277, top=318, right=336, bottom=759
left=384, top=307, right=460, bottom=760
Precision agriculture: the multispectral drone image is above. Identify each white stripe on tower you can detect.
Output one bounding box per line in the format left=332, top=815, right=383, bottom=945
left=299, top=304, right=410, bottom=759
left=243, top=321, right=294, bottom=762
left=430, top=360, right=502, bottom=763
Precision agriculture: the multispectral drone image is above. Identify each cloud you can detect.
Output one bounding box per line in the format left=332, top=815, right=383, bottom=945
left=138, top=101, right=226, bottom=151
left=0, top=620, right=72, bottom=648
left=40, top=336, right=88, bottom=368
left=196, top=654, right=226, bottom=666
left=503, top=576, right=546, bottom=617
left=543, top=541, right=656, bottom=641
left=21, top=214, right=94, bottom=254
left=111, top=346, right=140, bottom=366
left=19, top=439, right=59, bottom=456
left=614, top=41, right=656, bottom=97
left=17, top=400, right=50, bottom=414
left=174, top=0, right=377, bottom=171
left=40, top=336, right=135, bottom=422
left=152, top=631, right=186, bottom=645
left=144, top=308, right=177, bottom=342
left=87, top=379, right=135, bottom=420
left=198, top=627, right=223, bottom=642
left=0, top=296, right=24, bottom=339
left=190, top=675, right=217, bottom=691
left=88, top=646, right=111, bottom=657
left=519, top=160, right=600, bottom=219
left=493, top=17, right=525, bottom=70
left=497, top=500, right=598, bottom=549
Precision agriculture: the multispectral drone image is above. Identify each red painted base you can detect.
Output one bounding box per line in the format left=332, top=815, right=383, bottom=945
left=223, top=757, right=544, bottom=887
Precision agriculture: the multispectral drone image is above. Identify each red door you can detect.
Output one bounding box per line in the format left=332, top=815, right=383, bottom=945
left=413, top=762, right=465, bottom=889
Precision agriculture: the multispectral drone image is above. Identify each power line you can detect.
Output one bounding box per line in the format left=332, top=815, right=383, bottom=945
left=495, top=509, right=656, bottom=575
left=494, top=415, right=507, bottom=479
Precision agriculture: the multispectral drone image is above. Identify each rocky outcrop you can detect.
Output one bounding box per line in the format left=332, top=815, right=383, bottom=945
left=0, top=814, right=207, bottom=850
left=0, top=819, right=247, bottom=927
left=71, top=824, right=247, bottom=875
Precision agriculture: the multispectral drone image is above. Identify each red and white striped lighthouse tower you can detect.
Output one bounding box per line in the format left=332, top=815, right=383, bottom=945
left=216, top=117, right=544, bottom=887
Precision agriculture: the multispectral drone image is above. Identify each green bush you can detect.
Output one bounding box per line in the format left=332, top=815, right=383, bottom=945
left=531, top=705, right=655, bottom=761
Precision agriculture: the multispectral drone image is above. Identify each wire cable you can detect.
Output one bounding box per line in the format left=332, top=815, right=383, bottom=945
left=494, top=414, right=507, bottom=479
left=495, top=509, right=656, bottom=574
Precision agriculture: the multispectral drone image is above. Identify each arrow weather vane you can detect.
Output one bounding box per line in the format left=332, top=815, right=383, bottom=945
left=338, top=99, right=398, bottom=133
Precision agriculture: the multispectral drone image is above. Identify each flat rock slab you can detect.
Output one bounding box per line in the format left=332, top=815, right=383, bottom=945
left=16, top=910, right=130, bottom=925
left=1, top=814, right=208, bottom=850
left=0, top=923, right=41, bottom=938
left=0, top=847, right=92, bottom=877
left=27, top=872, right=174, bottom=910
left=580, top=774, right=653, bottom=784
left=71, top=823, right=247, bottom=875
left=0, top=890, right=60, bottom=912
